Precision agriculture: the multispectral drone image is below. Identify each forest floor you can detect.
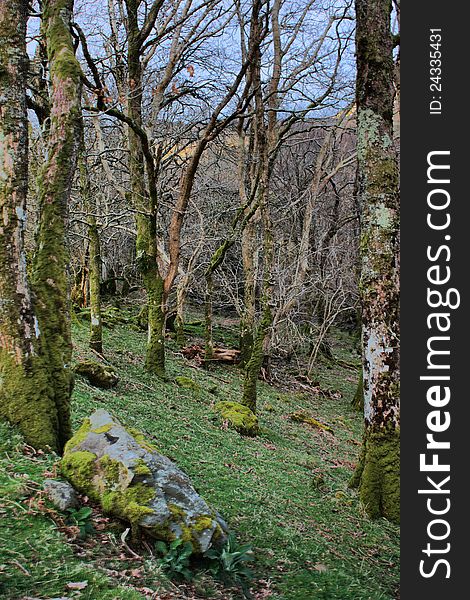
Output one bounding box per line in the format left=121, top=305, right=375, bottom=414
left=0, top=309, right=399, bottom=600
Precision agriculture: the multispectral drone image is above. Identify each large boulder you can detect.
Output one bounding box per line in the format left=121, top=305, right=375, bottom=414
left=60, top=410, right=227, bottom=552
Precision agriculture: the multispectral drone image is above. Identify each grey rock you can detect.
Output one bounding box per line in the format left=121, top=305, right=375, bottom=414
left=43, top=479, right=79, bottom=511
left=61, top=409, right=228, bottom=553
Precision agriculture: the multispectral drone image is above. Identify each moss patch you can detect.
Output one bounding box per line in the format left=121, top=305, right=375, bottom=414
left=95, top=454, right=129, bottom=489
left=92, top=422, right=113, bottom=434
left=349, top=426, right=400, bottom=524
left=63, top=417, right=91, bottom=453
left=289, top=411, right=333, bottom=433
left=175, top=376, right=200, bottom=392
left=133, top=458, right=152, bottom=476
left=60, top=450, right=98, bottom=500
left=127, top=426, right=159, bottom=453
left=214, top=401, right=259, bottom=436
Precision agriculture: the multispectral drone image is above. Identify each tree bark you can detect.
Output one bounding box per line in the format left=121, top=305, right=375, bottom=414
left=0, top=0, right=60, bottom=450
left=175, top=275, right=188, bottom=347
left=350, top=0, right=400, bottom=523
left=31, top=0, right=82, bottom=451
left=239, top=220, right=256, bottom=367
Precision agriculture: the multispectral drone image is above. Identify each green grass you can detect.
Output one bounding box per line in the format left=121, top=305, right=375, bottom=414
left=0, top=319, right=399, bottom=599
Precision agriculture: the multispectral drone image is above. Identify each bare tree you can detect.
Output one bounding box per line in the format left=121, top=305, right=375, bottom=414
left=78, top=0, right=262, bottom=377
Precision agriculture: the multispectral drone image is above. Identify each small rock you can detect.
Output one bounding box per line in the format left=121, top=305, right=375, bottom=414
left=43, top=479, right=79, bottom=511
left=74, top=361, right=119, bottom=389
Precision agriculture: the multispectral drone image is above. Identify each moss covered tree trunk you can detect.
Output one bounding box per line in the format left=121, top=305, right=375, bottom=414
left=29, top=0, right=81, bottom=451
left=78, top=131, right=102, bottom=353
left=127, top=3, right=166, bottom=377
left=204, top=237, right=235, bottom=361
left=349, top=0, right=400, bottom=523
left=1, top=0, right=80, bottom=452
left=0, top=0, right=64, bottom=451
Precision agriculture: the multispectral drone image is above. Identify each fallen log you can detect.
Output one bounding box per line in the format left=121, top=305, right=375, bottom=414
left=212, top=348, right=241, bottom=363
left=181, top=344, right=240, bottom=364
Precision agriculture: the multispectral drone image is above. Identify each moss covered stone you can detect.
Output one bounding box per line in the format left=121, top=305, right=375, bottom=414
left=102, top=483, right=156, bottom=529
left=215, top=401, right=259, bottom=436
left=60, top=410, right=228, bottom=552
left=74, top=361, right=119, bottom=389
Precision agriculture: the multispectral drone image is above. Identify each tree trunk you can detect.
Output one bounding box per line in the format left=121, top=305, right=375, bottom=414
left=350, top=0, right=400, bottom=523
left=127, top=6, right=166, bottom=377
left=204, top=272, right=215, bottom=361
left=351, top=369, right=364, bottom=412
left=30, top=0, right=82, bottom=451
left=0, top=0, right=64, bottom=451
left=175, top=275, right=189, bottom=347
left=241, top=3, right=273, bottom=413
left=78, top=131, right=102, bottom=354
left=239, top=221, right=256, bottom=367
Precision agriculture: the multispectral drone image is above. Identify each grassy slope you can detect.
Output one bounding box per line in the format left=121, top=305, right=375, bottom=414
left=0, top=318, right=399, bottom=600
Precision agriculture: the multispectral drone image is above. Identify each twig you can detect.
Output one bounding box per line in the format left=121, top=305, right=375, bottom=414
left=333, top=358, right=359, bottom=371
left=120, top=527, right=141, bottom=560
left=91, top=348, right=110, bottom=364
left=10, top=559, right=31, bottom=576
left=2, top=498, right=28, bottom=512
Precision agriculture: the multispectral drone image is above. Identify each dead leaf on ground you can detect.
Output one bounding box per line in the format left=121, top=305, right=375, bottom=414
left=66, top=580, right=88, bottom=590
